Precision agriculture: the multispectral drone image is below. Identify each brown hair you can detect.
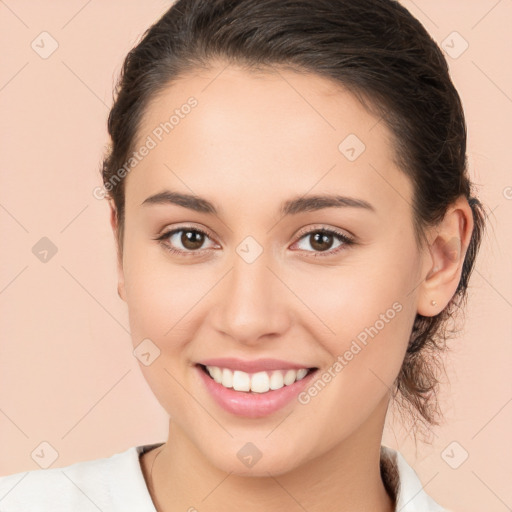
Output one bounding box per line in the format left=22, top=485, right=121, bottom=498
left=101, top=0, right=486, bottom=440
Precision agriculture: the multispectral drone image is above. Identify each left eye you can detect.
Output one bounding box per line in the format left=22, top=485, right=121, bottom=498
left=293, top=229, right=354, bottom=256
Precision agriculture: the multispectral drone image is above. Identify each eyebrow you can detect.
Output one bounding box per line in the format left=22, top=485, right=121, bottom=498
left=141, top=190, right=376, bottom=216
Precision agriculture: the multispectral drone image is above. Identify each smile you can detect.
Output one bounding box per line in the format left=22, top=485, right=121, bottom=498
left=195, top=362, right=319, bottom=418
left=200, top=364, right=313, bottom=393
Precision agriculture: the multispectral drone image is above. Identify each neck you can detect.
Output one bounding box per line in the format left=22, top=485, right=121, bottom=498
left=144, top=397, right=395, bottom=512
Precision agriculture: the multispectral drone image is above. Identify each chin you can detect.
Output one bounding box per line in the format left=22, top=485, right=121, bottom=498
left=202, top=438, right=307, bottom=477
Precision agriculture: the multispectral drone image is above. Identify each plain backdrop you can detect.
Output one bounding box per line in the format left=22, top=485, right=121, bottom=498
left=0, top=1, right=511, bottom=511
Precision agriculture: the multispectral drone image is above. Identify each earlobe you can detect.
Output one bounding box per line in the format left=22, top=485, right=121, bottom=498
left=417, top=196, right=474, bottom=316
left=109, top=201, right=127, bottom=302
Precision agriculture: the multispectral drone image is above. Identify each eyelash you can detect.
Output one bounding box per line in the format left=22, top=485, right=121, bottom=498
left=155, top=225, right=355, bottom=258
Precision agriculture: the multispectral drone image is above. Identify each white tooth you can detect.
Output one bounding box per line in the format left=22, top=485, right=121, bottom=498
left=250, top=371, right=270, bottom=393
left=232, top=370, right=250, bottom=392
left=213, top=367, right=309, bottom=392
left=207, top=366, right=223, bottom=383
left=296, top=368, right=308, bottom=381
left=269, top=370, right=285, bottom=390
left=283, top=369, right=297, bottom=386
left=221, top=368, right=233, bottom=388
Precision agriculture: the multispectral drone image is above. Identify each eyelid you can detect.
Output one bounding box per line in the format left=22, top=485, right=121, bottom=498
left=157, top=223, right=216, bottom=242
left=294, top=223, right=355, bottom=241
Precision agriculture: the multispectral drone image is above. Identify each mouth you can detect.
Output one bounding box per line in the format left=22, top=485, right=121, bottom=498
left=194, top=357, right=320, bottom=417
left=197, top=363, right=318, bottom=394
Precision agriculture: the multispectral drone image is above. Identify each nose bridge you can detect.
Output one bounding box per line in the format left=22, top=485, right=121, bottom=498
left=213, top=240, right=291, bottom=343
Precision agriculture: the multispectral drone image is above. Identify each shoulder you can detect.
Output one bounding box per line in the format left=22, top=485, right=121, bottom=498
left=0, top=444, right=158, bottom=512
left=381, top=445, right=450, bottom=512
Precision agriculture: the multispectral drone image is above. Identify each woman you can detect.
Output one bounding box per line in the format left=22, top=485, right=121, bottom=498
left=0, top=0, right=485, bottom=510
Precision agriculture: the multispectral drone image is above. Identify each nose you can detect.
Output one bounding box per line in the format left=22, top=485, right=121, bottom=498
left=210, top=250, right=292, bottom=346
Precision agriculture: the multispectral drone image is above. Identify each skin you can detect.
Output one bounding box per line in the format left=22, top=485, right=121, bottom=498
left=109, top=62, right=474, bottom=512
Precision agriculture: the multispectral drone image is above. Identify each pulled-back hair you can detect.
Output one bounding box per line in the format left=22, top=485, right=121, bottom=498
left=101, top=0, right=486, bottom=440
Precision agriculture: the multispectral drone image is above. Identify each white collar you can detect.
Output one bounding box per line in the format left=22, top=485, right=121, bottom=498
left=0, top=443, right=447, bottom=511
left=380, top=444, right=446, bottom=511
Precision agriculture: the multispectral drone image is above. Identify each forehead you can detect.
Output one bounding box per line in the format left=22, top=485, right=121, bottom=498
left=126, top=63, right=413, bottom=219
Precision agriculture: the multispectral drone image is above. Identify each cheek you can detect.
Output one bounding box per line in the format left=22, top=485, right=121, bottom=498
left=124, top=268, right=204, bottom=353
left=122, top=234, right=201, bottom=336
left=293, top=269, right=417, bottom=435
left=122, top=244, right=219, bottom=394
left=122, top=250, right=207, bottom=415
left=294, top=241, right=420, bottom=385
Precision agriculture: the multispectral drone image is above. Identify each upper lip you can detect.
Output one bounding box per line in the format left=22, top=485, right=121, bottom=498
left=197, top=357, right=316, bottom=373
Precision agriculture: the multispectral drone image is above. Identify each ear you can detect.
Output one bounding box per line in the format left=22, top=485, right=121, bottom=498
left=417, top=195, right=475, bottom=316
left=109, top=201, right=126, bottom=302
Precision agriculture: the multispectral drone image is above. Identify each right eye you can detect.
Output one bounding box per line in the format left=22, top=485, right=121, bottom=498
left=155, top=226, right=219, bottom=256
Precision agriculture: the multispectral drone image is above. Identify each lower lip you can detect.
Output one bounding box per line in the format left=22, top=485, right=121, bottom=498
left=196, top=365, right=317, bottom=418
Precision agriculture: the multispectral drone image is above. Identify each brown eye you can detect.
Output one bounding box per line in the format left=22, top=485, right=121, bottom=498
left=156, top=226, right=217, bottom=255
left=309, top=232, right=335, bottom=252
left=179, top=230, right=206, bottom=250
left=293, top=228, right=355, bottom=257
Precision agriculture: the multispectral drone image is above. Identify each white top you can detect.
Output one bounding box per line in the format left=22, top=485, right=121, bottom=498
left=0, top=443, right=447, bottom=511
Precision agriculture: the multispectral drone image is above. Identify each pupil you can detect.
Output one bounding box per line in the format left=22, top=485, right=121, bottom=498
left=311, top=232, right=332, bottom=252
left=182, top=230, right=204, bottom=250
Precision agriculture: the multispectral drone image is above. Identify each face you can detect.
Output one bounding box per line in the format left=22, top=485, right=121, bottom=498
left=114, top=63, right=430, bottom=476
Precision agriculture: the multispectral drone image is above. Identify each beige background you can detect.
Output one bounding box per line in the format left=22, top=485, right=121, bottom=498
left=0, top=1, right=511, bottom=510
